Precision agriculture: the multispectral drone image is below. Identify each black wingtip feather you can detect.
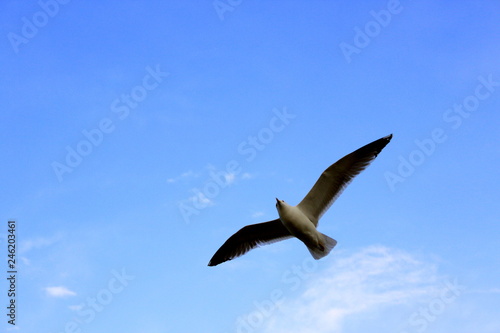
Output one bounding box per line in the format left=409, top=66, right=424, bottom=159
left=373, top=134, right=393, bottom=157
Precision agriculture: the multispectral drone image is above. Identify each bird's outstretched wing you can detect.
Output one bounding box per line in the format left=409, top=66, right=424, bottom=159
left=208, top=219, right=292, bottom=266
left=297, top=134, right=393, bottom=224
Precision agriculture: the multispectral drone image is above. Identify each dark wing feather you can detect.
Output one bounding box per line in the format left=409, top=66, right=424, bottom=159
left=208, top=219, right=292, bottom=266
left=297, top=134, right=392, bottom=224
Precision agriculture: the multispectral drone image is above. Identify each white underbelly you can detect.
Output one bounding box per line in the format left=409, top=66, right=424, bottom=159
left=280, top=207, right=318, bottom=245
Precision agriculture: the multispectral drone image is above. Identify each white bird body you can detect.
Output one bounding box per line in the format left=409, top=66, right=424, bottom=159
left=208, top=134, right=392, bottom=266
left=276, top=200, right=314, bottom=239
left=276, top=199, right=336, bottom=259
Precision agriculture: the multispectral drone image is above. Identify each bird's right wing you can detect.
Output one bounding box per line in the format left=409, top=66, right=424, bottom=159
left=208, top=219, right=292, bottom=266
left=297, top=134, right=392, bottom=224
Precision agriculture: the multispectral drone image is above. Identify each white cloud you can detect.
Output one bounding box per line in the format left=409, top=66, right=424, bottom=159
left=189, top=190, right=214, bottom=207
left=225, top=172, right=236, bottom=185
left=68, top=304, right=84, bottom=311
left=469, top=288, right=500, bottom=294
left=242, top=172, right=254, bottom=180
left=487, top=288, right=500, bottom=294
left=241, top=246, right=443, bottom=333
left=20, top=256, right=30, bottom=265
left=167, top=170, right=199, bottom=183
left=252, top=211, right=265, bottom=218
left=174, top=166, right=253, bottom=186
left=181, top=170, right=197, bottom=178
left=20, top=233, right=64, bottom=254
left=45, top=286, right=77, bottom=298
left=177, top=167, right=254, bottom=210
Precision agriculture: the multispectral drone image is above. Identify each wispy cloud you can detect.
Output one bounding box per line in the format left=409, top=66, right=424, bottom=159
left=468, top=288, right=500, bottom=294
left=68, top=304, right=84, bottom=311
left=251, top=211, right=265, bottom=218
left=45, top=286, right=77, bottom=298
left=20, top=257, right=30, bottom=265
left=242, top=172, right=254, bottom=180
left=188, top=190, right=215, bottom=207
left=177, top=166, right=255, bottom=223
left=254, top=246, right=442, bottom=333
left=225, top=172, right=236, bottom=185
left=169, top=167, right=249, bottom=185
left=167, top=170, right=199, bottom=183
left=20, top=232, right=64, bottom=254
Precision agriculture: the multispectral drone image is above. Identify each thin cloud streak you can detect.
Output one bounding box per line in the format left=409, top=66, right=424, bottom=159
left=45, top=286, right=77, bottom=298
left=20, top=232, right=64, bottom=254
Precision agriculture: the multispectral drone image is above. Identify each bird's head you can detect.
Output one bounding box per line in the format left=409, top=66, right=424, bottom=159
left=275, top=198, right=287, bottom=213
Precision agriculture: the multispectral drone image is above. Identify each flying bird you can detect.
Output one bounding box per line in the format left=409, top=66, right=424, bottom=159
left=208, top=134, right=393, bottom=266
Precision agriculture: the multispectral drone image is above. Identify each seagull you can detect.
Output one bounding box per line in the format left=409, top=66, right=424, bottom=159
left=208, top=134, right=393, bottom=266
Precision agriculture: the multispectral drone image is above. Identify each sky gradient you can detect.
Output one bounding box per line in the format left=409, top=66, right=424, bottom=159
left=1, top=1, right=499, bottom=332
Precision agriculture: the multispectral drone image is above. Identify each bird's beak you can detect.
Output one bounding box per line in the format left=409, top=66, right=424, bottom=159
left=276, top=198, right=280, bottom=204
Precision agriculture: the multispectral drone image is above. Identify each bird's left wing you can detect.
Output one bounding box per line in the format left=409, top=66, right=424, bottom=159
left=297, top=134, right=392, bottom=224
left=208, top=219, right=292, bottom=266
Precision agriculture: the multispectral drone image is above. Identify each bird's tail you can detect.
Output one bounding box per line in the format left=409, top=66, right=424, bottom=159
left=307, top=233, right=337, bottom=260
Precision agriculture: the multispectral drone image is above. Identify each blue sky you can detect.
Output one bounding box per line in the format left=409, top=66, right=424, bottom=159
left=1, top=0, right=499, bottom=332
